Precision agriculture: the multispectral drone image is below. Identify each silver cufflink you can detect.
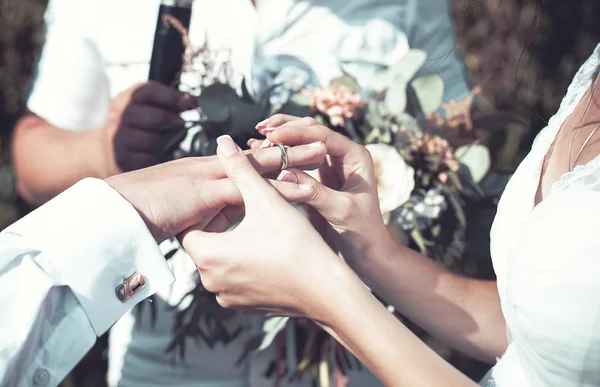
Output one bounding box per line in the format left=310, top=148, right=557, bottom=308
left=115, top=271, right=146, bottom=303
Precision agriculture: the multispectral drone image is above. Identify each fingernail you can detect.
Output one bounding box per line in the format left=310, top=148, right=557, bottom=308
left=217, top=135, right=239, bottom=156
left=257, top=127, right=276, bottom=135
left=259, top=139, right=272, bottom=149
left=277, top=170, right=298, bottom=183
left=307, top=141, right=322, bottom=148
left=255, top=119, right=269, bottom=129
left=247, top=138, right=258, bottom=147
left=299, top=184, right=312, bottom=190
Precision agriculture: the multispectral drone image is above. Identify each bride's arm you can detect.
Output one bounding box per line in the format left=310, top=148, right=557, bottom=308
left=263, top=116, right=508, bottom=363
left=319, top=266, right=480, bottom=387
left=356, top=238, right=507, bottom=364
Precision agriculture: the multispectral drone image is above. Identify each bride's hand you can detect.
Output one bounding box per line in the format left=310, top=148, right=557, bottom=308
left=180, top=135, right=354, bottom=322
left=254, top=115, right=395, bottom=271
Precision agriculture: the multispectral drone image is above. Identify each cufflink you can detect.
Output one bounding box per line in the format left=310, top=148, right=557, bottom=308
left=115, top=271, right=146, bottom=303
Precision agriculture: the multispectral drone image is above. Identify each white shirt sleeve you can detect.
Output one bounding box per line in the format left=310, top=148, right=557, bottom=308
left=27, top=0, right=111, bottom=131
left=0, top=178, right=175, bottom=387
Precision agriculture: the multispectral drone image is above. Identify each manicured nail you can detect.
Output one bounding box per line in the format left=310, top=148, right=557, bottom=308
left=307, top=141, right=322, bottom=148
left=257, top=127, right=276, bottom=136
left=255, top=119, right=269, bottom=129
left=299, top=184, right=312, bottom=190
left=277, top=170, right=298, bottom=183
left=259, top=139, right=272, bottom=149
left=216, top=135, right=239, bottom=156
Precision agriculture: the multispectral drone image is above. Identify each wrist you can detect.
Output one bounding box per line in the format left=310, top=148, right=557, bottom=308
left=350, top=229, right=399, bottom=285
left=309, top=256, right=371, bottom=328
left=88, top=126, right=119, bottom=178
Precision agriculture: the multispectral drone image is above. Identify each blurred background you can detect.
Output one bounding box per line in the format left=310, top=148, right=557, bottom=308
left=1, top=0, right=599, bottom=385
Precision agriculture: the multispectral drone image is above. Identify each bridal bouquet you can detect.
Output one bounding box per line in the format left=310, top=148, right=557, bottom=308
left=148, top=21, right=511, bottom=387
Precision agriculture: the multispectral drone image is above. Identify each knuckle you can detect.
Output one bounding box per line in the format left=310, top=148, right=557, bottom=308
left=269, top=113, right=285, bottom=122
left=301, top=116, right=318, bottom=126
left=200, top=275, right=217, bottom=293
left=357, top=144, right=373, bottom=161
left=336, top=196, right=355, bottom=222
left=215, top=295, right=232, bottom=309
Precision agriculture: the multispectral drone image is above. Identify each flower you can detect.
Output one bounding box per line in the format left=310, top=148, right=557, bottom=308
left=411, top=133, right=461, bottom=184
left=304, top=85, right=364, bottom=127
left=414, top=189, right=448, bottom=221
left=366, top=143, right=415, bottom=223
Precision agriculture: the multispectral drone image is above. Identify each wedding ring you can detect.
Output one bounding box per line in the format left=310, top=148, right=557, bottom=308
left=275, top=142, right=289, bottom=170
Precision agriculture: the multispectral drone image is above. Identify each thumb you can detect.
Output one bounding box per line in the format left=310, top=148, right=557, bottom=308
left=285, top=168, right=348, bottom=219
left=216, top=135, right=279, bottom=209
left=179, top=225, right=227, bottom=272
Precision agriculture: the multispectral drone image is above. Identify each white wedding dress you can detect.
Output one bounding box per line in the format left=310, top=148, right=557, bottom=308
left=481, top=43, right=600, bottom=386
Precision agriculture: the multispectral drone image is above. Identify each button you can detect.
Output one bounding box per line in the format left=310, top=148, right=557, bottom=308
left=33, top=368, right=50, bottom=385
left=115, top=271, right=146, bottom=302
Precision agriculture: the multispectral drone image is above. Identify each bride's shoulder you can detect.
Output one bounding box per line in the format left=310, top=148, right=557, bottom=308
left=531, top=44, right=600, bottom=151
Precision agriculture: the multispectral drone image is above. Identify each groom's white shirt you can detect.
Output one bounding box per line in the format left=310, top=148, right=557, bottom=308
left=0, top=179, right=175, bottom=387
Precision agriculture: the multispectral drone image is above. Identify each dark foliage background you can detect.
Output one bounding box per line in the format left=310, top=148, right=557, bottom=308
left=1, top=0, right=598, bottom=385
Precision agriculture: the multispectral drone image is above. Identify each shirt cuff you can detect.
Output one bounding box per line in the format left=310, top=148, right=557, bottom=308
left=5, top=178, right=175, bottom=335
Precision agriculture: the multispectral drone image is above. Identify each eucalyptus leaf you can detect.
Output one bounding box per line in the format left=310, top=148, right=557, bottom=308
left=329, top=72, right=361, bottom=94
left=388, top=49, right=427, bottom=83
left=370, top=49, right=427, bottom=92
left=384, top=76, right=407, bottom=115
left=257, top=316, right=290, bottom=352
left=455, top=144, right=491, bottom=183
left=410, top=74, right=444, bottom=114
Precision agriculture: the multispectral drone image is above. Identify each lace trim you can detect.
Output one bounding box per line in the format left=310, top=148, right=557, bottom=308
left=484, top=344, right=532, bottom=387
left=532, top=45, right=600, bottom=165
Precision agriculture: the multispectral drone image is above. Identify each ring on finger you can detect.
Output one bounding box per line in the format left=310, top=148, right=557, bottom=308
left=275, top=143, right=289, bottom=170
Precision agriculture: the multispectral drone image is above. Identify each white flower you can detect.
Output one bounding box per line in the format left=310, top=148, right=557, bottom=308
left=366, top=144, right=415, bottom=224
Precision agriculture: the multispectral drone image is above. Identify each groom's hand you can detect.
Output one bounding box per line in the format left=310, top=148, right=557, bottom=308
left=105, top=138, right=327, bottom=242
left=98, top=81, right=196, bottom=176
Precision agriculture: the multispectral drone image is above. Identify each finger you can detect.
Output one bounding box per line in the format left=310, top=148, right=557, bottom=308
left=179, top=227, right=227, bottom=268
left=266, top=124, right=357, bottom=158
left=283, top=168, right=346, bottom=218
left=256, top=114, right=312, bottom=134
left=117, top=128, right=170, bottom=152
left=216, top=135, right=280, bottom=208
left=203, top=205, right=245, bottom=233
left=269, top=173, right=315, bottom=202
left=245, top=141, right=326, bottom=176
left=129, top=81, right=192, bottom=112
left=246, top=138, right=262, bottom=150
left=121, top=103, right=186, bottom=130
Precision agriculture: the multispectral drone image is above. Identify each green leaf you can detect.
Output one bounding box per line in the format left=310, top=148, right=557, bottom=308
left=329, top=72, right=361, bottom=94
left=257, top=316, right=290, bottom=352
left=410, top=74, right=444, bottom=114
left=384, top=76, right=407, bottom=115
left=410, top=228, right=428, bottom=255
left=455, top=144, right=491, bottom=183
left=370, top=49, right=427, bottom=92
left=390, top=49, right=427, bottom=81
